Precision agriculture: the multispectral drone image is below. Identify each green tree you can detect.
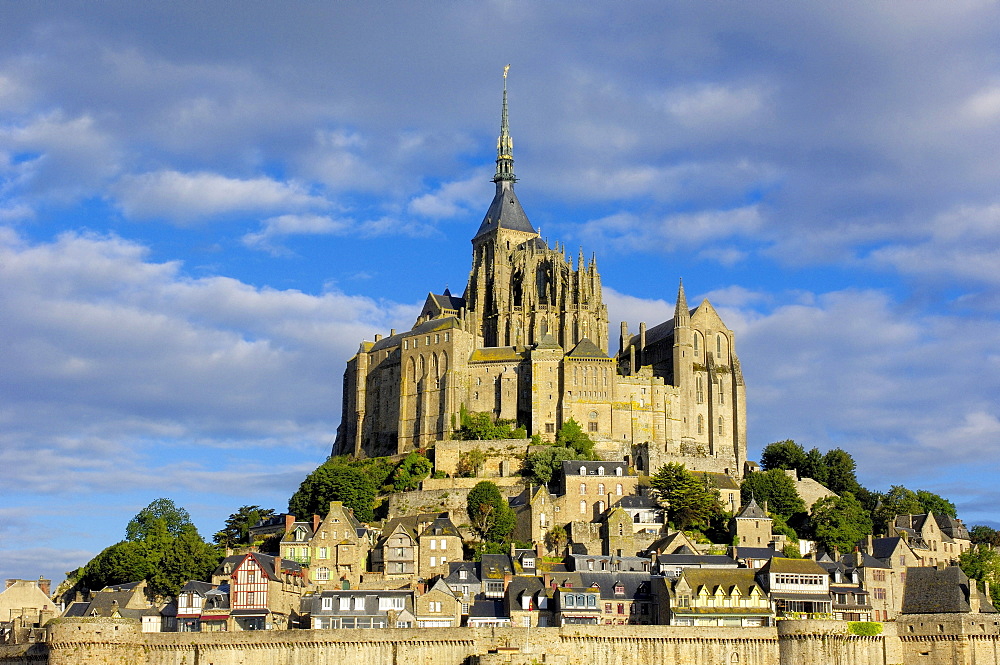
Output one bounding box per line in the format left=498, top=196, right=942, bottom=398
left=288, top=461, right=377, bottom=522
left=970, top=525, right=1000, bottom=547
left=456, top=447, right=487, bottom=478
left=148, top=524, right=222, bottom=596
left=810, top=492, right=873, bottom=555
left=959, top=544, right=1000, bottom=608
left=555, top=419, right=596, bottom=459
left=760, top=440, right=806, bottom=471
left=650, top=463, right=722, bottom=531
left=466, top=481, right=516, bottom=543
left=916, top=490, right=957, bottom=518
left=214, top=505, right=275, bottom=548
left=822, top=448, right=862, bottom=495
left=390, top=452, right=433, bottom=492
left=79, top=540, right=152, bottom=591
left=454, top=407, right=526, bottom=440
left=545, top=525, right=568, bottom=555
left=126, top=498, right=194, bottom=541
left=871, top=485, right=921, bottom=535
left=800, top=447, right=828, bottom=485
left=523, top=446, right=580, bottom=485
left=740, top=469, right=805, bottom=520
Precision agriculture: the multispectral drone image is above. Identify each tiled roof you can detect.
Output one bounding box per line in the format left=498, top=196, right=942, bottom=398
left=567, top=338, right=610, bottom=359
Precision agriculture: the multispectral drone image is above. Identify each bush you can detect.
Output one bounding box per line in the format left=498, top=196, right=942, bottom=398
left=848, top=621, right=883, bottom=636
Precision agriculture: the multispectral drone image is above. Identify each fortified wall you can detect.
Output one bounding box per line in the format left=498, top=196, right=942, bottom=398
left=3, top=615, right=1000, bottom=665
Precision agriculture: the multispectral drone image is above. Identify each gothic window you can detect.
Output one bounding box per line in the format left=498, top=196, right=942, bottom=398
left=718, top=417, right=724, bottom=435
left=574, top=366, right=579, bottom=386
left=719, top=379, right=725, bottom=404
left=717, top=334, right=722, bottom=355
left=693, top=334, right=699, bottom=355
left=696, top=376, right=704, bottom=403
left=697, top=414, right=704, bottom=434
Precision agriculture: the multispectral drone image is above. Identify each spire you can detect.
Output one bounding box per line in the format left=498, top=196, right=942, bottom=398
left=494, top=64, right=515, bottom=184
left=674, top=278, right=690, bottom=326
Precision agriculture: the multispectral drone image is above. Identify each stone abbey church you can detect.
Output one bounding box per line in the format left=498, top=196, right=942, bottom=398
left=333, top=76, right=747, bottom=478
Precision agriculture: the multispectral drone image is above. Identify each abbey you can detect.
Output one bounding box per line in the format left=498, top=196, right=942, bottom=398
left=333, top=74, right=747, bottom=477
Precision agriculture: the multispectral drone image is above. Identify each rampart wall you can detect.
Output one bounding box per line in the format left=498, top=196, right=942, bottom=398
left=6, top=615, right=1000, bottom=665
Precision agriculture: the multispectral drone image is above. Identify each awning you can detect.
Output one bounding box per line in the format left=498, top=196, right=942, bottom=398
left=230, top=609, right=271, bottom=616
left=200, top=615, right=229, bottom=621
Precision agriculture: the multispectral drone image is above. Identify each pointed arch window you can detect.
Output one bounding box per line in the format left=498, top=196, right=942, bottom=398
left=693, top=334, right=699, bottom=355
left=718, top=417, right=724, bottom=435
left=697, top=414, right=704, bottom=434
left=696, top=376, right=704, bottom=404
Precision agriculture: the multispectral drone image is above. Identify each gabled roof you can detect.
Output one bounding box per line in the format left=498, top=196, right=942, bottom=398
left=870, top=536, right=909, bottom=562
left=734, top=498, right=769, bottom=520
left=760, top=557, right=827, bottom=576
left=376, top=513, right=447, bottom=546
left=675, top=568, right=763, bottom=597
left=617, top=495, right=658, bottom=509
left=567, top=338, right=610, bottom=359
left=215, top=552, right=303, bottom=581
left=902, top=566, right=997, bottom=614
left=419, top=516, right=461, bottom=539
left=178, top=580, right=216, bottom=597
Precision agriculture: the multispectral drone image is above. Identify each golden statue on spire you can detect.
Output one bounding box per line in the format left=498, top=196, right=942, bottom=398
left=504, top=64, right=510, bottom=79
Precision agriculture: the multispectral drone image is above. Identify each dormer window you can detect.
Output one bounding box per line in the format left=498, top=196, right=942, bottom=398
left=598, top=466, right=605, bottom=476
left=615, top=467, right=622, bottom=476
left=579, top=465, right=586, bottom=476
left=615, top=584, right=624, bottom=595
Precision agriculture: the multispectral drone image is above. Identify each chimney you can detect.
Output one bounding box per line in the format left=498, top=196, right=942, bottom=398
left=38, top=577, right=51, bottom=596
left=762, top=500, right=768, bottom=514
left=274, top=554, right=282, bottom=577
left=536, top=541, right=544, bottom=558
left=543, top=573, right=551, bottom=589
left=390, top=329, right=396, bottom=336
left=285, top=514, right=296, bottom=532
left=854, top=548, right=862, bottom=568
left=313, top=514, right=322, bottom=533
left=969, top=579, right=981, bottom=613
left=639, top=322, right=646, bottom=366
left=375, top=334, right=382, bottom=342
left=866, top=535, right=873, bottom=552
left=5, top=579, right=15, bottom=590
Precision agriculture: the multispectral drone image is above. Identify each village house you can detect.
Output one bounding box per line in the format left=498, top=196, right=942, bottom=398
left=213, top=553, right=309, bottom=630
left=305, top=588, right=415, bottom=629
left=661, top=568, right=771, bottom=627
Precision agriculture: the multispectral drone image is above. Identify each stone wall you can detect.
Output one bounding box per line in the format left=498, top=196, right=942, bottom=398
left=388, top=477, right=524, bottom=522
left=7, top=616, right=1000, bottom=665
left=433, top=440, right=531, bottom=478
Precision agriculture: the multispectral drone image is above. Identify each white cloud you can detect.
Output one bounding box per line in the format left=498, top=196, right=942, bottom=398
left=658, top=82, right=769, bottom=128
left=580, top=205, right=764, bottom=256
left=962, top=84, right=1000, bottom=122
left=407, top=171, right=492, bottom=219
left=0, top=227, right=420, bottom=499
left=113, top=170, right=327, bottom=223
left=242, top=212, right=438, bottom=255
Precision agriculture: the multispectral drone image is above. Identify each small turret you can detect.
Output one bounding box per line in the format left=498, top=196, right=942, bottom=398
left=674, top=278, right=690, bottom=327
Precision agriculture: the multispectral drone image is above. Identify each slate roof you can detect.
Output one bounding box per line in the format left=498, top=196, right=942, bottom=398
left=617, top=495, right=659, bottom=510
left=568, top=554, right=652, bottom=572
left=427, top=290, right=465, bottom=312
left=657, top=553, right=739, bottom=569
left=178, top=580, right=216, bottom=597
left=702, top=472, right=741, bottom=492
left=533, top=333, right=562, bottom=350
left=445, top=561, right=481, bottom=587
left=375, top=513, right=448, bottom=546
left=870, top=537, right=909, bottom=563
left=474, top=180, right=536, bottom=240
left=468, top=598, right=508, bottom=619
left=567, top=338, right=610, bottom=359
left=480, top=554, right=514, bottom=579
left=902, top=566, right=997, bottom=614
left=734, top=497, right=769, bottom=520
left=418, top=516, right=461, bottom=539
left=731, top=546, right=785, bottom=562
left=368, top=316, right=462, bottom=352
left=575, top=572, right=652, bottom=599
left=308, top=589, right=414, bottom=616
left=213, top=552, right=303, bottom=581
left=760, top=557, right=827, bottom=576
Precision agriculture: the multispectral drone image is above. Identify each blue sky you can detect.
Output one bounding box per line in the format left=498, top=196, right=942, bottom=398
left=2, top=1, right=1000, bottom=585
